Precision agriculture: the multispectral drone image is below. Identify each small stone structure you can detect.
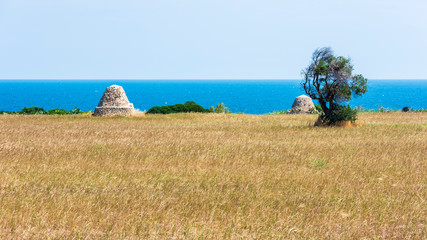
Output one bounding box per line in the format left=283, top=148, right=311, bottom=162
left=288, top=95, right=315, bottom=114
left=93, top=85, right=135, bottom=116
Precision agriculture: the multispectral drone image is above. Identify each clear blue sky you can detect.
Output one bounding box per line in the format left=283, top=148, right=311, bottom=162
left=0, top=0, right=426, bottom=79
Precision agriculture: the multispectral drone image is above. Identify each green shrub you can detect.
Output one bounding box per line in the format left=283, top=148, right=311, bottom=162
left=314, top=104, right=323, bottom=113
left=19, top=106, right=47, bottom=115
left=401, top=106, right=410, bottom=112
left=146, top=101, right=211, bottom=114
left=211, top=103, right=231, bottom=113
left=48, top=108, right=69, bottom=115
left=0, top=107, right=86, bottom=115
left=70, top=108, right=82, bottom=114
left=317, top=104, right=358, bottom=125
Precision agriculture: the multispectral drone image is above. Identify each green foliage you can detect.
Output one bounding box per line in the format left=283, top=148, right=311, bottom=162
left=401, top=106, right=410, bottom=112
left=351, top=74, right=368, bottom=96
left=146, top=101, right=211, bottom=114
left=314, top=104, right=323, bottom=113
left=48, top=108, right=69, bottom=115
left=302, top=47, right=367, bottom=115
left=318, top=104, right=358, bottom=125
left=70, top=108, right=83, bottom=114
left=0, top=107, right=86, bottom=115
left=315, top=60, right=328, bottom=75
left=212, top=103, right=231, bottom=113
left=20, top=106, right=47, bottom=115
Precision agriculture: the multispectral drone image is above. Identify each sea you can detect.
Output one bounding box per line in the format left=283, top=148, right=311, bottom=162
left=0, top=80, right=426, bottom=114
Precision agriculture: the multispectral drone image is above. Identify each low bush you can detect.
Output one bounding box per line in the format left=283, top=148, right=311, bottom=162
left=70, top=108, right=83, bottom=114
left=146, top=101, right=211, bottom=114
left=48, top=108, right=69, bottom=115
left=211, top=103, right=231, bottom=113
left=314, top=104, right=323, bottom=113
left=401, top=106, right=410, bottom=112
left=0, top=107, right=87, bottom=115
left=316, top=104, right=358, bottom=126
left=20, top=106, right=47, bottom=115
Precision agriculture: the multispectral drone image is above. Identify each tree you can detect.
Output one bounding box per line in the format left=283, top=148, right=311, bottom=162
left=301, top=47, right=367, bottom=123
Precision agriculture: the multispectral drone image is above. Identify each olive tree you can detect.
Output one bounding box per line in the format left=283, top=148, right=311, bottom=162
left=301, top=47, right=367, bottom=123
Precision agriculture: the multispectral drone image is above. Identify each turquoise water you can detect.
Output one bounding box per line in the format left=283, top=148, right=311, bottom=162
left=0, top=80, right=426, bottom=114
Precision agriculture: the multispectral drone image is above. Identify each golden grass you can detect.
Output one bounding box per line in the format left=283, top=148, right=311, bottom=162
left=0, top=113, right=426, bottom=239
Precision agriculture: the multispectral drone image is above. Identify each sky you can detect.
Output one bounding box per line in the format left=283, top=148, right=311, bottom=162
left=0, top=0, right=426, bottom=80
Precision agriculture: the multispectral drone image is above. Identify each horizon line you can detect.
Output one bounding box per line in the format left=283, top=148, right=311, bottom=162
left=1, top=78, right=427, bottom=81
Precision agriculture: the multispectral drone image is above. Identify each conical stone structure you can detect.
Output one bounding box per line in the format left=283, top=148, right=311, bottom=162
left=93, top=85, right=135, bottom=116
left=289, top=95, right=315, bottom=113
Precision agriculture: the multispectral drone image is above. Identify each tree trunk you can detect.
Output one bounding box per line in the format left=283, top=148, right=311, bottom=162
left=318, top=99, right=329, bottom=114
left=329, top=100, right=334, bottom=111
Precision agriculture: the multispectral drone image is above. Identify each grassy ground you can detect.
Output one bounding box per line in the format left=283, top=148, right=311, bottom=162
left=0, top=113, right=426, bottom=239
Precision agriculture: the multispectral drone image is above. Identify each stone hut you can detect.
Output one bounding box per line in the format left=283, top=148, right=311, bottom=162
left=289, top=95, right=315, bottom=113
left=93, top=85, right=135, bottom=116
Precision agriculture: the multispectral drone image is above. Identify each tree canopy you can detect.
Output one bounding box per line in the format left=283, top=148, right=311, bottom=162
left=301, top=47, right=367, bottom=115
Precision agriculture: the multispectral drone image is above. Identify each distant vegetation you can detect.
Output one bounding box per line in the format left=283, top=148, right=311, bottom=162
left=1, top=104, right=425, bottom=116
left=356, top=105, right=426, bottom=113
left=146, top=101, right=211, bottom=114
left=147, top=101, right=233, bottom=114
left=269, top=105, right=426, bottom=115
left=0, top=107, right=90, bottom=115
left=210, top=102, right=231, bottom=113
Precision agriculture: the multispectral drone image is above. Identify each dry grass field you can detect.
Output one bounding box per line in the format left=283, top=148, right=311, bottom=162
left=0, top=113, right=426, bottom=239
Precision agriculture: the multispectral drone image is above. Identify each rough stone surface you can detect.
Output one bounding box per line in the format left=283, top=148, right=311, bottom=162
left=93, top=85, right=134, bottom=116
left=289, top=95, right=315, bottom=113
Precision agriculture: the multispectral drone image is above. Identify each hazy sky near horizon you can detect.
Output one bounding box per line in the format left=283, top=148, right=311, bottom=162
left=0, top=0, right=426, bottom=79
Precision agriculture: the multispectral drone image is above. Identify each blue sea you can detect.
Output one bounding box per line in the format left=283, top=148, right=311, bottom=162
left=0, top=80, right=426, bottom=114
